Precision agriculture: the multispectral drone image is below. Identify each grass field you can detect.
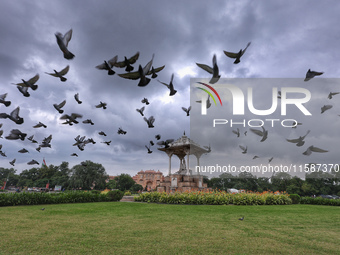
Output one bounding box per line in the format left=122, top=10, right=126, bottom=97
left=1, top=202, right=339, bottom=255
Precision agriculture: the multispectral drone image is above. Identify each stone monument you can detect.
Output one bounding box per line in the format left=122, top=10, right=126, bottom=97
left=157, top=132, right=210, bottom=192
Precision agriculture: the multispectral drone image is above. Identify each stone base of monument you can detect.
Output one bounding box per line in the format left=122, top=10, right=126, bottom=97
left=157, top=173, right=207, bottom=193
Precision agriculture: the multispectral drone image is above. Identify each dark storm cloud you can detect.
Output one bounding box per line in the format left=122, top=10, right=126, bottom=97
left=0, top=0, right=340, bottom=177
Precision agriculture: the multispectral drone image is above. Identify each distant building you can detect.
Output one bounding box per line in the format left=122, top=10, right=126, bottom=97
left=106, top=176, right=117, bottom=183
left=132, top=170, right=164, bottom=191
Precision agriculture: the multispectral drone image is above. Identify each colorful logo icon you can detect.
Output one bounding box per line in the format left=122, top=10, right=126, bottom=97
left=196, top=82, right=222, bottom=106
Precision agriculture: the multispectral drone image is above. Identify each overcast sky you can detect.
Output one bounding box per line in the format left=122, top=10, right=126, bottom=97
left=0, top=0, right=339, bottom=178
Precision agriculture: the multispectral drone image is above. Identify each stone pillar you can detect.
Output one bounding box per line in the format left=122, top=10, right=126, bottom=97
left=166, top=152, right=173, bottom=176
left=187, top=153, right=190, bottom=175
left=196, top=155, right=200, bottom=175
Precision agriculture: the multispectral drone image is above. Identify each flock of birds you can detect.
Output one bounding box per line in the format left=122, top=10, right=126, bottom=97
left=191, top=42, right=338, bottom=165
left=0, top=28, right=338, bottom=171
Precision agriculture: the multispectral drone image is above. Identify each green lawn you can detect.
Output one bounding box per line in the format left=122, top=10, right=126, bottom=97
left=0, top=202, right=339, bottom=254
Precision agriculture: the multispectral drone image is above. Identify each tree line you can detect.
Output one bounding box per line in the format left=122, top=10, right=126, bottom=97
left=206, top=171, right=340, bottom=196
left=0, top=160, right=142, bottom=192
left=1, top=161, right=339, bottom=196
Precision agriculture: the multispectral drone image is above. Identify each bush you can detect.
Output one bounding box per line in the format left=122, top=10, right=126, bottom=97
left=0, top=191, right=110, bottom=207
left=134, top=190, right=292, bottom=205
left=300, top=197, right=340, bottom=206
left=289, top=194, right=301, bottom=204
left=124, top=190, right=132, bottom=196
left=91, top=190, right=101, bottom=195
left=107, top=190, right=124, bottom=201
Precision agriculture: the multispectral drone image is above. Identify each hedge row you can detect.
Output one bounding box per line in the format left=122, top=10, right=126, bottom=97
left=300, top=196, right=340, bottom=206
left=0, top=190, right=124, bottom=207
left=134, top=191, right=292, bottom=205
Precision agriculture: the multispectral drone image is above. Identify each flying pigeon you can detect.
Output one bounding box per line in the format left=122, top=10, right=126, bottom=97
left=0, top=107, right=24, bottom=124
left=18, top=148, right=29, bottom=153
left=102, top=141, right=111, bottom=146
left=321, top=105, right=332, bottom=114
left=53, top=100, right=66, bottom=114
left=303, top=146, right=328, bottom=156
left=145, top=145, right=152, bottom=154
left=0, top=151, right=6, bottom=157
left=113, top=52, right=140, bottom=72
left=239, top=145, right=247, bottom=154
left=148, top=66, right=161, bottom=79
left=40, top=134, right=52, bottom=148
left=196, top=95, right=211, bottom=109
left=136, top=106, right=145, bottom=116
left=55, top=29, right=75, bottom=60
left=158, top=73, right=177, bottom=96
left=144, top=116, right=155, bottom=128
left=141, top=98, right=150, bottom=105
left=118, top=55, right=154, bottom=86
left=252, top=156, right=259, bottom=160
left=9, top=158, right=16, bottom=166
left=17, top=86, right=30, bottom=97
left=117, top=127, right=127, bottom=135
left=286, top=130, right=310, bottom=147
left=27, top=159, right=39, bottom=165
left=74, top=93, right=82, bottom=104
left=157, top=139, right=174, bottom=148
left=71, top=153, right=78, bottom=157
left=0, top=93, right=11, bottom=107
left=73, top=135, right=86, bottom=150
left=82, top=119, right=94, bottom=125
left=328, top=92, right=340, bottom=99
left=45, top=65, right=70, bottom=81
left=96, top=56, right=118, bottom=75
left=196, top=54, right=220, bottom=84
left=181, top=106, right=191, bottom=116
left=27, top=135, right=38, bottom=143
left=250, top=126, right=268, bottom=142
left=232, top=128, right=240, bottom=137
left=12, top=74, right=39, bottom=91
left=86, top=138, right=96, bottom=144
left=277, top=91, right=281, bottom=99
left=98, top=131, right=107, bottom=136
left=149, top=141, right=154, bottom=146
left=5, top=129, right=26, bottom=140
left=60, top=113, right=83, bottom=125
left=95, top=102, right=107, bottom=109
left=268, top=157, right=274, bottom=163
left=155, top=134, right=161, bottom=140
left=292, top=121, right=302, bottom=129
left=224, top=42, right=251, bottom=64
left=33, top=122, right=47, bottom=128
left=304, top=69, right=323, bottom=81
left=203, top=145, right=211, bottom=152
left=118, top=55, right=164, bottom=87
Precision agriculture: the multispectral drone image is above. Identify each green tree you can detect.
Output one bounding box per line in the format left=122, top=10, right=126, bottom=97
left=256, top=177, right=272, bottom=192
left=70, top=161, right=108, bottom=190
left=114, top=174, right=136, bottom=191
left=271, top=172, right=292, bottom=192
left=0, top=168, right=18, bottom=187
left=130, top=183, right=143, bottom=193
left=106, top=179, right=117, bottom=190
left=286, top=176, right=304, bottom=195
